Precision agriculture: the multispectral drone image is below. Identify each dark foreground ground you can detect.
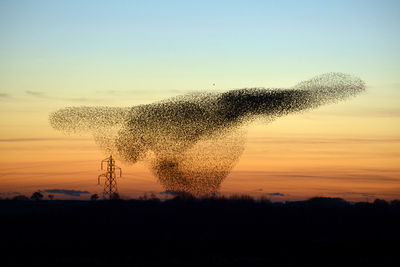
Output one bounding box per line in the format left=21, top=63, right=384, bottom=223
left=1, top=197, right=400, bottom=266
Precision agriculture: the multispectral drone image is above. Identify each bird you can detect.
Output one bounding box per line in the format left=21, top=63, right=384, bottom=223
left=49, top=73, right=365, bottom=195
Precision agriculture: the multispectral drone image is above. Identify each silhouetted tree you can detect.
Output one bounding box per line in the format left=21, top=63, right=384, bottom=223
left=307, top=197, right=347, bottom=208
left=139, top=193, right=149, bottom=200
left=374, top=198, right=389, bottom=208
left=12, top=195, right=29, bottom=201
left=259, top=196, right=272, bottom=204
left=48, top=194, right=54, bottom=200
left=149, top=193, right=160, bottom=202
left=172, top=191, right=195, bottom=200
left=31, top=191, right=43, bottom=201
left=229, top=194, right=254, bottom=202
left=90, top=194, right=99, bottom=201
left=391, top=200, right=400, bottom=208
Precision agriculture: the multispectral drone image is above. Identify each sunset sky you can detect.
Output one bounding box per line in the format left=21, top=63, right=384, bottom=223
left=1, top=0, right=399, bottom=201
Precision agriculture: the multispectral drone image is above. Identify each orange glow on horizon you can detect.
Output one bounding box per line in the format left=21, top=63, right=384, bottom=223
left=1, top=126, right=399, bottom=202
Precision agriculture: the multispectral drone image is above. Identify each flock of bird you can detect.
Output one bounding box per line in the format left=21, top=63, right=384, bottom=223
left=50, top=73, right=365, bottom=195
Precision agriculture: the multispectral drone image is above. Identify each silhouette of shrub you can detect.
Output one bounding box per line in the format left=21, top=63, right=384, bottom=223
left=229, top=194, right=254, bottom=202
left=138, top=193, right=149, bottom=200
left=373, top=199, right=389, bottom=208
left=90, top=194, right=99, bottom=201
left=12, top=195, right=29, bottom=201
left=30, top=191, right=43, bottom=201
left=307, top=197, right=347, bottom=208
left=110, top=192, right=121, bottom=200
left=258, top=196, right=272, bottom=204
left=172, top=191, right=195, bottom=200
left=391, top=200, right=400, bottom=208
left=148, top=193, right=160, bottom=202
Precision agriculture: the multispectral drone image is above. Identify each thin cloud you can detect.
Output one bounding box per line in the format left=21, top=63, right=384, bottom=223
left=249, top=137, right=400, bottom=145
left=159, top=190, right=176, bottom=195
left=0, top=192, right=21, bottom=196
left=25, top=90, right=104, bottom=103
left=42, top=189, right=90, bottom=196
left=267, top=192, right=285, bottom=197
left=97, top=89, right=198, bottom=96
left=317, top=107, right=400, bottom=118
left=0, top=93, right=10, bottom=98
left=0, top=137, right=90, bottom=142
left=25, top=90, right=44, bottom=97
left=329, top=192, right=377, bottom=198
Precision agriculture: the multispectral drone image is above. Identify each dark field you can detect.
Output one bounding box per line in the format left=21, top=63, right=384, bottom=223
left=1, top=197, right=400, bottom=266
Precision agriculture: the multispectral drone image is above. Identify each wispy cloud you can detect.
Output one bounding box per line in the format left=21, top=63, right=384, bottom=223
left=0, top=93, right=10, bottom=98
left=25, top=90, right=104, bottom=103
left=42, top=189, right=90, bottom=196
left=230, top=170, right=400, bottom=185
left=0, top=192, right=21, bottom=196
left=25, top=90, right=44, bottom=97
left=325, top=192, right=380, bottom=201
left=0, top=137, right=90, bottom=142
left=97, top=88, right=199, bottom=96
left=317, top=107, right=400, bottom=118
left=249, top=136, right=400, bottom=145
left=267, top=192, right=285, bottom=197
left=159, top=190, right=176, bottom=195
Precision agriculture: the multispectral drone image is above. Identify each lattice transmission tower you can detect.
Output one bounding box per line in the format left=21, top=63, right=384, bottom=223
left=98, top=155, right=122, bottom=200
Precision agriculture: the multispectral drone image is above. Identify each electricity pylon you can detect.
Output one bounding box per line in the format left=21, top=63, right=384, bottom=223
left=98, top=155, right=122, bottom=200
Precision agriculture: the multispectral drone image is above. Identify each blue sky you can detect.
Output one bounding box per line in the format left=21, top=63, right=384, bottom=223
left=1, top=0, right=399, bottom=100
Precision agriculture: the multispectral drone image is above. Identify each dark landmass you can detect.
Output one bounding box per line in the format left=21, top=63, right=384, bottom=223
left=1, top=197, right=399, bottom=266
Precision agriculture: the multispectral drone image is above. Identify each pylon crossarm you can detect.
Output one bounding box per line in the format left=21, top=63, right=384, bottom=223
left=100, top=158, right=109, bottom=170
left=115, top=166, right=122, bottom=177
left=98, top=174, right=106, bottom=185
